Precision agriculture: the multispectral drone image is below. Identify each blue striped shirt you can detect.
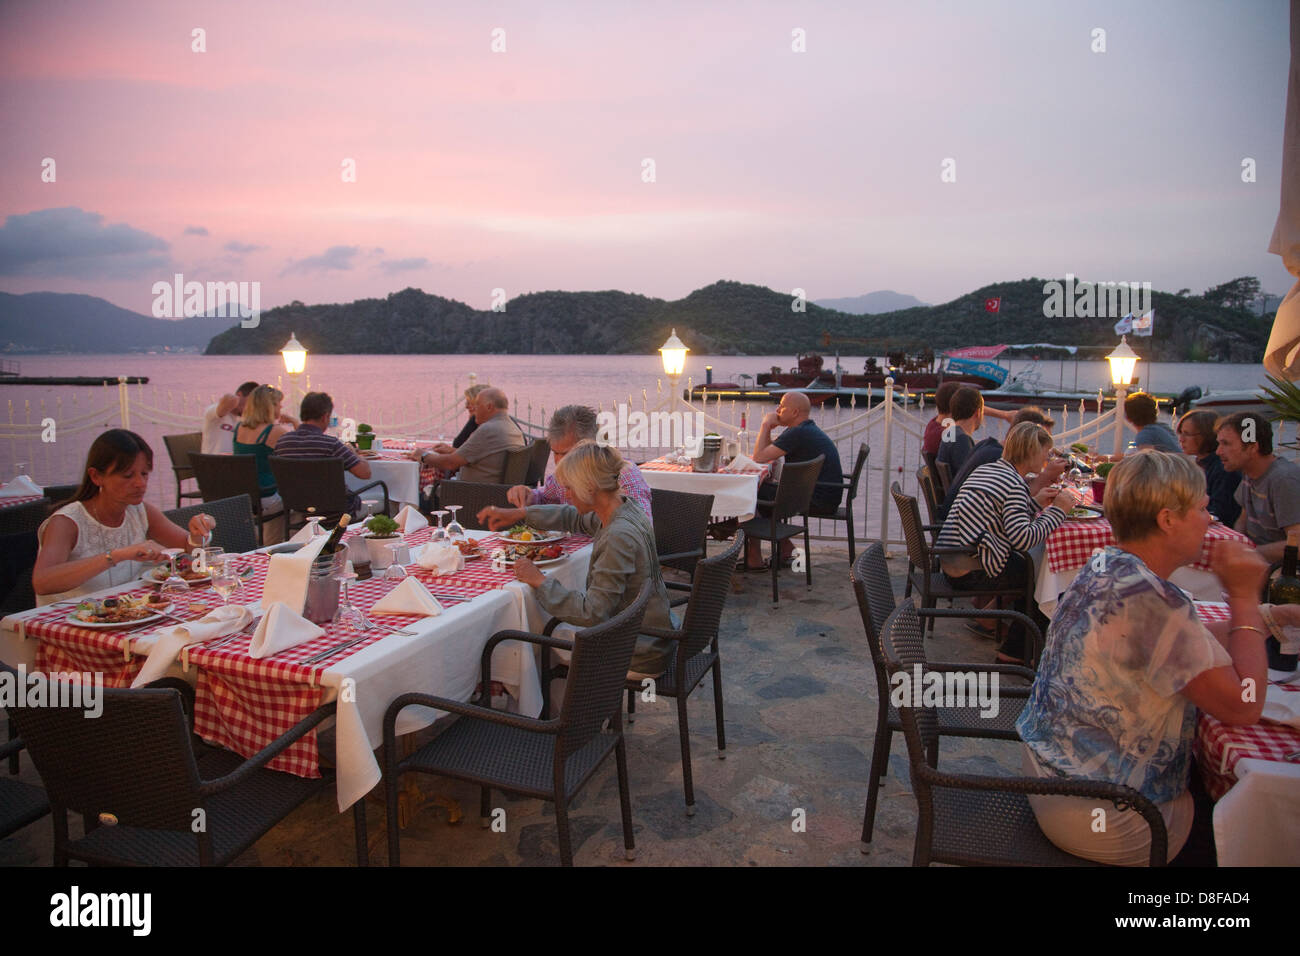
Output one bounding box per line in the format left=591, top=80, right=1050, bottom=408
left=936, top=458, right=1065, bottom=576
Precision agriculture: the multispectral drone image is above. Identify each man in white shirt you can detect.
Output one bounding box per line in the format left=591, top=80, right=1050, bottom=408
left=201, top=381, right=259, bottom=454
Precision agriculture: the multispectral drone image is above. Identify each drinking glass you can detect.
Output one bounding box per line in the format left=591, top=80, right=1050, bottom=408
left=445, top=505, right=465, bottom=539
left=430, top=510, right=449, bottom=543
left=159, top=548, right=189, bottom=604
left=211, top=556, right=240, bottom=606
left=331, top=569, right=365, bottom=630
left=13, top=461, right=27, bottom=479
left=304, top=509, right=324, bottom=540
left=197, top=546, right=223, bottom=576
left=383, top=543, right=408, bottom=583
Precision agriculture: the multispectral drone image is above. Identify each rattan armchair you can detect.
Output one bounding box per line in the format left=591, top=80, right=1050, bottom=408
left=524, top=438, right=551, bottom=486
left=880, top=599, right=1169, bottom=866
left=740, top=455, right=824, bottom=604
left=270, top=455, right=389, bottom=537
left=649, top=488, right=714, bottom=608
left=0, top=732, right=49, bottom=841
left=0, top=499, right=47, bottom=615
left=433, top=481, right=514, bottom=530
left=163, top=432, right=204, bottom=509
left=163, top=494, right=260, bottom=554
left=500, top=444, right=532, bottom=486
left=383, top=582, right=652, bottom=867
left=808, top=443, right=869, bottom=563
left=189, top=452, right=285, bottom=546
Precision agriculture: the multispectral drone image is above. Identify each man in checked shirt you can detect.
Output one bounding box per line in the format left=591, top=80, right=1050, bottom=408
left=506, top=405, right=653, bottom=521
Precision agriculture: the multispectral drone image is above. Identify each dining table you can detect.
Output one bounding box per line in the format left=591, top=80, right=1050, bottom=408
left=0, top=526, right=592, bottom=812
left=638, top=456, right=772, bottom=521
left=344, top=439, right=443, bottom=511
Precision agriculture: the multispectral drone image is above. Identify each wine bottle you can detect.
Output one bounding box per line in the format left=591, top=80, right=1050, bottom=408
left=1267, top=532, right=1300, bottom=671
left=319, top=514, right=351, bottom=555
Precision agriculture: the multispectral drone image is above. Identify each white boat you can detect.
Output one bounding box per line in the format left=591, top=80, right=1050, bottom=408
left=1189, top=389, right=1274, bottom=419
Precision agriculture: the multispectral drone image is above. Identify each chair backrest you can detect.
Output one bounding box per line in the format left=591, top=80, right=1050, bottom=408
left=650, top=488, right=714, bottom=576
left=891, top=482, right=933, bottom=573
left=878, top=599, right=941, bottom=755
left=163, top=494, right=259, bottom=554
left=555, top=581, right=652, bottom=760
left=0, top=498, right=49, bottom=536
left=269, top=456, right=350, bottom=516
left=163, top=432, right=202, bottom=479
left=434, top=482, right=513, bottom=530
left=916, top=466, right=943, bottom=527
left=935, top=460, right=953, bottom=494
left=844, top=444, right=870, bottom=504
left=524, top=438, right=551, bottom=487
left=7, top=675, right=205, bottom=833
left=922, top=451, right=940, bottom=490
left=42, top=485, right=79, bottom=511
left=678, top=533, right=743, bottom=658
left=772, top=455, right=824, bottom=521
left=850, top=542, right=898, bottom=677
left=189, top=453, right=265, bottom=512
left=501, top=444, right=532, bottom=486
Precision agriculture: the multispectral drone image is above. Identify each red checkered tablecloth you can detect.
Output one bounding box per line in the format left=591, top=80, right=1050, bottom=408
left=1192, top=600, right=1300, bottom=799
left=0, top=494, right=45, bottom=510
left=1046, top=519, right=1251, bottom=575
left=640, top=457, right=770, bottom=481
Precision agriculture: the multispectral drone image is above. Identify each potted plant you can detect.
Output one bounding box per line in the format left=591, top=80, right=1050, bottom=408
left=1091, top=460, right=1115, bottom=507
left=356, top=423, right=375, bottom=451
left=363, top=514, right=406, bottom=568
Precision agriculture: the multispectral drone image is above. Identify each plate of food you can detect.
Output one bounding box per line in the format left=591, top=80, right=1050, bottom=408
left=141, top=558, right=211, bottom=586
left=455, top=538, right=485, bottom=560
left=494, top=543, right=567, bottom=566
left=68, top=594, right=173, bottom=629
left=499, top=524, right=566, bottom=545
left=1067, top=507, right=1103, bottom=520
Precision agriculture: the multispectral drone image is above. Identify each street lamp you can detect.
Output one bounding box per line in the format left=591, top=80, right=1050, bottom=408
left=659, top=328, right=688, bottom=400
left=1107, top=336, right=1139, bottom=455
left=280, top=333, right=308, bottom=408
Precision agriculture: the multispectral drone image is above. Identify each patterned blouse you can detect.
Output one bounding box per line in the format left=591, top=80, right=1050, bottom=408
left=1016, top=546, right=1231, bottom=804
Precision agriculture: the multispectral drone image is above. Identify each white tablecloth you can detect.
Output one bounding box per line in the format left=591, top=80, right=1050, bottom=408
left=1036, top=563, right=1221, bottom=617
left=349, top=457, right=420, bottom=511
left=1213, top=758, right=1300, bottom=866
left=640, top=468, right=766, bottom=521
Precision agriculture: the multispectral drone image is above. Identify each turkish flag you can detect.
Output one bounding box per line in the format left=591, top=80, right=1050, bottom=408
left=984, top=297, right=1001, bottom=313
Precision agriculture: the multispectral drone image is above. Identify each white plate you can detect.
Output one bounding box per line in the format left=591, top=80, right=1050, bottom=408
left=67, top=601, right=173, bottom=629
left=141, top=566, right=211, bottom=586
left=498, top=555, right=567, bottom=568
left=499, top=529, right=566, bottom=545
left=1067, top=510, right=1103, bottom=521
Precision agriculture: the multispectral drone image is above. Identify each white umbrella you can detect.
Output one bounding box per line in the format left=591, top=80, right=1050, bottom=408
left=1266, top=0, right=1300, bottom=380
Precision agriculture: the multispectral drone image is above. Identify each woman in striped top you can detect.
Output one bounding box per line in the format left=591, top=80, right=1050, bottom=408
left=936, top=422, right=1080, bottom=663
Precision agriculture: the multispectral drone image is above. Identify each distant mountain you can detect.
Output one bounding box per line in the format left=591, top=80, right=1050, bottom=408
left=814, top=290, right=928, bottom=313
left=203, top=279, right=1271, bottom=363
left=0, top=292, right=240, bottom=352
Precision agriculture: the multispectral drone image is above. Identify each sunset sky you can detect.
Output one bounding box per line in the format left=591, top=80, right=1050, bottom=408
left=0, top=0, right=1292, bottom=316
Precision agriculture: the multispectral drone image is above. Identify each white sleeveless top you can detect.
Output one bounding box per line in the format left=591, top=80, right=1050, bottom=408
left=36, top=501, right=152, bottom=606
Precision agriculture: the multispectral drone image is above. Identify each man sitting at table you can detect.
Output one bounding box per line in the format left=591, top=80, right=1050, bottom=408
left=201, top=380, right=258, bottom=455
left=935, top=386, right=986, bottom=479
left=747, top=390, right=843, bottom=568
left=412, top=387, right=525, bottom=484
left=1215, top=412, right=1300, bottom=562
left=1123, top=392, right=1181, bottom=453
left=937, top=406, right=1061, bottom=522
left=273, top=391, right=374, bottom=516
left=505, top=404, right=652, bottom=519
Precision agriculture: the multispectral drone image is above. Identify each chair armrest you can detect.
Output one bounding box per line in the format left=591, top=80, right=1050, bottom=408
left=659, top=548, right=704, bottom=565
left=480, top=627, right=576, bottom=700
left=0, top=735, right=24, bottom=761
left=664, top=580, right=692, bottom=592
left=353, top=479, right=390, bottom=508
left=923, top=660, right=1038, bottom=685
left=640, top=625, right=686, bottom=642
left=198, top=700, right=338, bottom=797
left=383, top=692, right=559, bottom=744
left=916, top=607, right=1044, bottom=667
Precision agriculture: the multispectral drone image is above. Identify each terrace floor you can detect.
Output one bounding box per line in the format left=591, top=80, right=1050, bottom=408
left=1, top=549, right=1027, bottom=867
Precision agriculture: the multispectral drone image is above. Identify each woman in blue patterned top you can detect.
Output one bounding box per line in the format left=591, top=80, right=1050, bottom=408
left=1017, top=451, right=1269, bottom=865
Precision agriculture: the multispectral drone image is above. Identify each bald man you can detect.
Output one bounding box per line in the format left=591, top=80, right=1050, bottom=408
left=749, top=390, right=844, bottom=565
left=412, top=386, right=525, bottom=483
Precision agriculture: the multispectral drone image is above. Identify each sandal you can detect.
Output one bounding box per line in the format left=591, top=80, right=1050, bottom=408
left=965, top=621, right=996, bottom=639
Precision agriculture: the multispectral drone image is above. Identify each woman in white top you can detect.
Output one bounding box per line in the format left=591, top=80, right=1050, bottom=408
left=33, top=429, right=218, bottom=605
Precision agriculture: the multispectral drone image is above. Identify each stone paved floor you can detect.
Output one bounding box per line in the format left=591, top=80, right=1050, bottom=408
left=1, top=549, right=1028, bottom=867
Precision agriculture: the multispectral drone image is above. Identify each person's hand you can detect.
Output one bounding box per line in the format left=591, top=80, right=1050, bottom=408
left=513, top=555, right=544, bottom=587
left=188, top=514, right=216, bottom=543
left=432, top=442, right=454, bottom=455
left=477, top=505, right=523, bottom=531
left=115, top=540, right=167, bottom=564
left=506, top=485, right=532, bottom=509
left=1051, top=486, right=1081, bottom=512
left=406, top=448, right=424, bottom=462
left=761, top=412, right=780, bottom=430
left=1041, top=457, right=1067, bottom=483
left=1210, top=540, right=1268, bottom=600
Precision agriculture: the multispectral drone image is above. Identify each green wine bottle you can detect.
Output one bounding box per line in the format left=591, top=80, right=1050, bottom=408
left=1267, top=532, right=1300, bottom=672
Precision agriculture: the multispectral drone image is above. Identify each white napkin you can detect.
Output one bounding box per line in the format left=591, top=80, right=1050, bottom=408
left=415, top=542, right=461, bottom=576
left=392, top=505, right=428, bottom=533
left=721, top=453, right=760, bottom=474
left=1261, top=684, right=1300, bottom=728
left=0, top=475, right=43, bottom=498
left=260, top=534, right=330, bottom=615
left=248, top=601, right=325, bottom=659
left=288, top=524, right=320, bottom=545
left=130, top=605, right=253, bottom=688
left=370, top=577, right=443, bottom=616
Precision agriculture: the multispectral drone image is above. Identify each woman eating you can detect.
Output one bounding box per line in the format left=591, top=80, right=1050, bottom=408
left=231, top=384, right=289, bottom=508
left=33, top=429, right=218, bottom=605
left=937, top=421, right=1080, bottom=664
left=1017, top=451, right=1268, bottom=865
left=477, top=440, right=674, bottom=677
left=1176, top=409, right=1241, bottom=526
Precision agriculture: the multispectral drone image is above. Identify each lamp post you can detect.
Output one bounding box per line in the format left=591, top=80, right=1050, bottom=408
left=1107, top=336, right=1139, bottom=456
left=280, top=332, right=308, bottom=410
left=659, top=328, right=688, bottom=405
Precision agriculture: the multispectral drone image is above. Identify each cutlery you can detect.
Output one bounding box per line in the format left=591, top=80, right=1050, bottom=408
left=302, top=635, right=374, bottom=665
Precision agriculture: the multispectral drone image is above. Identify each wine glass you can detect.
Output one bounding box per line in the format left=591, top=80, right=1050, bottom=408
left=383, top=543, right=408, bottom=583
left=445, top=505, right=465, bottom=540
left=430, top=510, right=449, bottom=543
left=159, top=548, right=189, bottom=604
left=304, top=508, right=324, bottom=540
left=13, top=461, right=28, bottom=479
left=211, top=556, right=240, bottom=606
left=331, top=568, right=365, bottom=630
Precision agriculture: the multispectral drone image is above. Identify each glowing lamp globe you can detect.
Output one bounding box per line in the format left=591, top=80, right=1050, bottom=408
left=659, top=328, right=688, bottom=378
left=1106, top=336, right=1139, bottom=387
left=280, top=333, right=308, bottom=376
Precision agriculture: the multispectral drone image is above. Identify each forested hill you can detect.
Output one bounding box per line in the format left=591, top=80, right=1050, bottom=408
left=202, top=279, right=1272, bottom=362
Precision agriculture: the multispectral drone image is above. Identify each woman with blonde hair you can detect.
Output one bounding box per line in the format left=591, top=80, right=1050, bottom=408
left=452, top=383, right=490, bottom=448
left=478, top=440, right=675, bottom=676
left=232, top=384, right=290, bottom=502
left=1018, top=451, right=1269, bottom=864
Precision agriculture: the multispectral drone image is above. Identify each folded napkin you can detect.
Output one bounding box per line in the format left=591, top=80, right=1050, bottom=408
left=0, top=475, right=43, bottom=498
left=1261, top=604, right=1300, bottom=655
left=248, top=601, right=326, bottom=659
left=130, top=605, right=253, bottom=688
left=393, top=505, right=428, bottom=533
left=371, top=577, right=443, bottom=616
left=721, top=453, right=759, bottom=473
left=415, top=542, right=461, bottom=576
left=287, top=523, right=321, bottom=545
left=1261, top=683, right=1300, bottom=729
left=260, top=533, right=330, bottom=616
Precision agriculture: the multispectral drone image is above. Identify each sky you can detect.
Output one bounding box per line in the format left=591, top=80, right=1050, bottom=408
left=0, top=0, right=1293, bottom=317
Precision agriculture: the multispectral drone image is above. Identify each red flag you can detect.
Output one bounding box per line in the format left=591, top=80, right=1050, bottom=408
left=984, top=297, right=1001, bottom=313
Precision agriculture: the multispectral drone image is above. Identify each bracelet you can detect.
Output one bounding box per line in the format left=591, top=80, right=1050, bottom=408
left=1228, top=625, right=1267, bottom=638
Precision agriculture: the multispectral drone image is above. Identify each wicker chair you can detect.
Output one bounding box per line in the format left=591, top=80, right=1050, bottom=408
left=383, top=582, right=653, bottom=867
left=739, top=456, right=823, bottom=604
left=880, top=599, right=1168, bottom=866
left=649, top=488, right=714, bottom=608
left=891, top=482, right=1036, bottom=640
left=808, top=444, right=870, bottom=563
left=163, top=494, right=260, bottom=555
left=0, top=500, right=49, bottom=616
left=916, top=465, right=944, bottom=534
left=189, top=453, right=285, bottom=546
left=433, top=482, right=514, bottom=530
left=850, top=544, right=1039, bottom=851
left=934, top=459, right=953, bottom=495
left=41, top=484, right=79, bottom=512
left=500, top=444, right=532, bottom=486
left=7, top=678, right=368, bottom=866
left=524, top=438, right=551, bottom=487
left=163, top=432, right=204, bottom=509
left=269, top=456, right=389, bottom=538
left=0, top=732, right=49, bottom=840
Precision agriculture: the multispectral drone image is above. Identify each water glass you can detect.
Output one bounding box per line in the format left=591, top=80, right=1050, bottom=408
left=445, top=505, right=465, bottom=539
left=211, top=556, right=240, bottom=606
left=383, top=543, right=408, bottom=583
left=159, top=548, right=189, bottom=604
left=431, top=510, right=449, bottom=543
